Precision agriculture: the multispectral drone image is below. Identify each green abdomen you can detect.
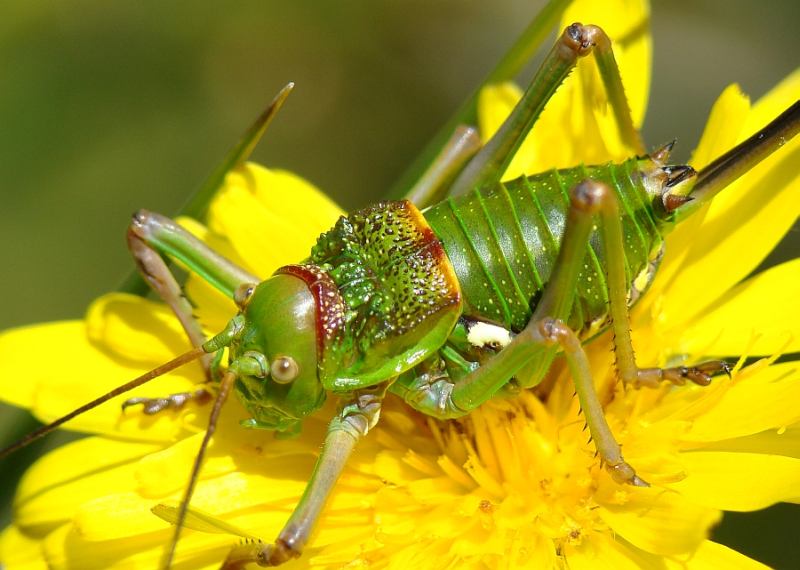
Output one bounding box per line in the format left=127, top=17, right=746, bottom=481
left=423, top=159, right=662, bottom=334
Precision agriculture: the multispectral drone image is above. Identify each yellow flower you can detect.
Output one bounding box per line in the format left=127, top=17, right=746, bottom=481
left=2, top=1, right=799, bottom=569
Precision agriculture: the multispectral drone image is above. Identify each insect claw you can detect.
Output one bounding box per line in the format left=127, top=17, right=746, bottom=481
left=121, top=388, right=213, bottom=415
left=606, top=460, right=649, bottom=487
left=697, top=360, right=733, bottom=380
left=691, top=359, right=732, bottom=379
left=121, top=396, right=167, bottom=414
left=642, top=360, right=731, bottom=387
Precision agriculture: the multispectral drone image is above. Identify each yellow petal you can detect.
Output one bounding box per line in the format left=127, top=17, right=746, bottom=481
left=477, top=83, right=523, bottom=145
left=561, top=0, right=651, bottom=125
left=184, top=271, right=238, bottom=335
left=235, top=164, right=342, bottom=233
left=679, top=260, right=800, bottom=356
left=175, top=216, right=244, bottom=334
left=0, top=321, right=80, bottom=409
left=85, top=293, right=194, bottom=365
left=208, top=163, right=343, bottom=277
left=698, top=424, right=800, bottom=459
left=134, top=433, right=237, bottom=498
left=674, top=540, right=771, bottom=570
left=73, top=493, right=166, bottom=541
left=479, top=0, right=651, bottom=179
left=691, top=84, right=752, bottom=170
left=697, top=68, right=800, bottom=252
left=134, top=400, right=333, bottom=498
left=32, top=371, right=199, bottom=443
left=14, top=437, right=161, bottom=531
left=647, top=84, right=750, bottom=310
left=207, top=183, right=314, bottom=276
left=565, top=534, right=663, bottom=570
left=679, top=361, right=800, bottom=443
left=0, top=319, right=200, bottom=438
left=596, top=483, right=720, bottom=555
left=741, top=67, right=800, bottom=147
left=654, top=71, right=800, bottom=331
left=0, top=524, right=49, bottom=570
left=667, top=451, right=800, bottom=511
left=42, top=521, right=228, bottom=570
left=528, top=0, right=652, bottom=172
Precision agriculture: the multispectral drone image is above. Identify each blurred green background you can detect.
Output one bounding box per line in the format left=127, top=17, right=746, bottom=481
left=0, top=0, right=797, bottom=567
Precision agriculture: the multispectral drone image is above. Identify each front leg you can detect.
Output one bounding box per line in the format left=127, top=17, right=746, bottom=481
left=222, top=382, right=389, bottom=568
left=128, top=210, right=259, bottom=379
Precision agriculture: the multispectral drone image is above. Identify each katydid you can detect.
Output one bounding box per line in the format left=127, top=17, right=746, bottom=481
left=1, top=20, right=798, bottom=570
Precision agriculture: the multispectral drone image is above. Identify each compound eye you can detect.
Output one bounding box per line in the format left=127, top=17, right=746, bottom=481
left=234, top=282, right=257, bottom=310
left=270, top=355, right=299, bottom=384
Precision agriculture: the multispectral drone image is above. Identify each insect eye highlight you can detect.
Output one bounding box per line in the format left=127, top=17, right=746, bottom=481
left=234, top=282, right=258, bottom=310
left=270, top=356, right=299, bottom=384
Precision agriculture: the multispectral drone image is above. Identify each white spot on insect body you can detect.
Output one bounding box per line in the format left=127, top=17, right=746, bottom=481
left=467, top=322, right=512, bottom=349
left=633, top=265, right=654, bottom=294
left=628, top=260, right=659, bottom=305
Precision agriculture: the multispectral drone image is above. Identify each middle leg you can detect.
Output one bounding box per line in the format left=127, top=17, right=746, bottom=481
left=221, top=382, right=390, bottom=568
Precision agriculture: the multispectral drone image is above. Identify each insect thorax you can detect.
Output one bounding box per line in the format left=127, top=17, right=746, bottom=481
left=302, top=200, right=462, bottom=389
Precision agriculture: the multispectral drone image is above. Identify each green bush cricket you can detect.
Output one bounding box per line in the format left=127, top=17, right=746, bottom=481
left=1, top=7, right=798, bottom=570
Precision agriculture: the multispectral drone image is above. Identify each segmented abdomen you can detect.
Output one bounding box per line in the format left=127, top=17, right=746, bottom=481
left=423, top=159, right=663, bottom=334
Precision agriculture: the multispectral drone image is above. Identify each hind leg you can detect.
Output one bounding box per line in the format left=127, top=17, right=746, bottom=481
left=393, top=180, right=647, bottom=486
left=590, top=179, right=731, bottom=388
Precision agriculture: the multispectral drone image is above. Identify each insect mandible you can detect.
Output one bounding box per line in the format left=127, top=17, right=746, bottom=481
left=1, top=12, right=798, bottom=570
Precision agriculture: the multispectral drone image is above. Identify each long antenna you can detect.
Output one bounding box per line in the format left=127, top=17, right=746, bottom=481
left=0, top=346, right=206, bottom=460
left=671, top=99, right=800, bottom=221
left=160, top=369, right=238, bottom=569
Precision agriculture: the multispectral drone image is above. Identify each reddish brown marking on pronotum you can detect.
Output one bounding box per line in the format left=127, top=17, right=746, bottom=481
left=275, top=264, right=345, bottom=361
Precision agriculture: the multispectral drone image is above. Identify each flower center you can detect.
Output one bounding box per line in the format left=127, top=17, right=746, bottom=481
left=373, top=388, right=616, bottom=565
